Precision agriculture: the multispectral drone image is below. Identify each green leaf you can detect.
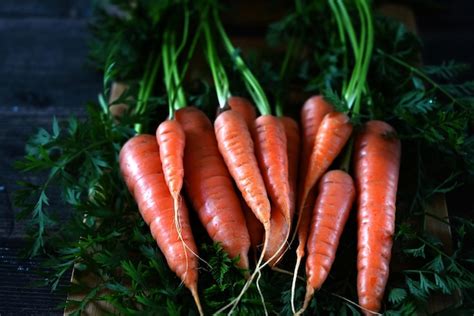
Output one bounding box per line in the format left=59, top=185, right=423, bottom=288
left=388, top=288, right=407, bottom=304
left=418, top=273, right=434, bottom=292
left=52, top=116, right=60, bottom=138
left=68, top=117, right=78, bottom=136
left=403, top=244, right=425, bottom=258
left=434, top=273, right=451, bottom=294
left=424, top=255, right=444, bottom=273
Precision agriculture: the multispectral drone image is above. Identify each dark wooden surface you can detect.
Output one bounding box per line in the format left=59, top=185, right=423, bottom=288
left=0, top=0, right=472, bottom=314
left=0, top=1, right=101, bottom=314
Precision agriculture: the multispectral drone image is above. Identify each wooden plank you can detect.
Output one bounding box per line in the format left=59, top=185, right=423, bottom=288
left=0, top=18, right=101, bottom=111
left=0, top=240, right=70, bottom=315
left=0, top=0, right=91, bottom=18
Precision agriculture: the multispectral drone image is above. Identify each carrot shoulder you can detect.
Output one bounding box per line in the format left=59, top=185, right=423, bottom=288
left=354, top=120, right=401, bottom=314
left=176, top=107, right=251, bottom=270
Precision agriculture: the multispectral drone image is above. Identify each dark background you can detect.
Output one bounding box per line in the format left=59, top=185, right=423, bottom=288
left=0, top=0, right=472, bottom=314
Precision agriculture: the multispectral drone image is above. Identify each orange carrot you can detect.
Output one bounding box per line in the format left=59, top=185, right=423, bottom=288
left=156, top=119, right=185, bottom=202
left=214, top=109, right=271, bottom=230
left=119, top=135, right=202, bottom=315
left=354, top=120, right=401, bottom=314
left=292, top=110, right=352, bottom=313
left=263, top=116, right=300, bottom=265
left=297, top=170, right=355, bottom=314
left=156, top=119, right=185, bottom=237
left=227, top=96, right=264, bottom=256
left=254, top=115, right=291, bottom=230
left=176, top=107, right=251, bottom=270
left=280, top=116, right=300, bottom=221
left=299, top=112, right=353, bottom=225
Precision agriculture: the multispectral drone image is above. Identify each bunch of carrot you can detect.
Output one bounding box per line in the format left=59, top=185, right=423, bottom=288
left=116, top=1, right=401, bottom=315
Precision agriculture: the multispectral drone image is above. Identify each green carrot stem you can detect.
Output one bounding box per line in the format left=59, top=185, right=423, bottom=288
left=275, top=36, right=298, bottom=117
left=169, top=33, right=187, bottom=111
left=329, top=0, right=348, bottom=93
left=135, top=48, right=155, bottom=115
left=203, top=19, right=230, bottom=108
left=339, top=137, right=354, bottom=173
left=162, top=32, right=174, bottom=115
left=337, top=0, right=362, bottom=109
left=353, top=0, right=374, bottom=115
left=212, top=7, right=271, bottom=115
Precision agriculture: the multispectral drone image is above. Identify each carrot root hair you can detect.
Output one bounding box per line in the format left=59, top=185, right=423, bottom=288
left=290, top=251, right=303, bottom=314
left=295, top=284, right=315, bottom=316
left=190, top=285, right=204, bottom=316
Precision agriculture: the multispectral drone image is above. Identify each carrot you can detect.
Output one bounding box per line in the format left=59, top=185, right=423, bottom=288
left=292, top=110, right=352, bottom=313
left=156, top=119, right=185, bottom=232
left=354, top=120, right=401, bottom=314
left=296, top=170, right=355, bottom=314
left=254, top=115, right=291, bottom=231
left=289, top=97, right=332, bottom=312
left=119, top=135, right=202, bottom=315
left=263, top=116, right=300, bottom=266
left=227, top=96, right=264, bottom=256
left=280, top=116, right=300, bottom=222
left=176, top=107, right=251, bottom=270
left=214, top=109, right=271, bottom=230
left=291, top=95, right=333, bottom=246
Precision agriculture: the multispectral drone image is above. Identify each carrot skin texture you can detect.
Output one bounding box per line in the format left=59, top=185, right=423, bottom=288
left=300, top=96, right=334, bottom=177
left=176, top=107, right=251, bottom=270
left=306, top=170, right=355, bottom=289
left=302, top=112, right=353, bottom=208
left=227, top=96, right=257, bottom=130
left=119, top=135, right=198, bottom=290
left=280, top=116, right=300, bottom=220
left=254, top=115, right=291, bottom=225
left=240, top=196, right=264, bottom=255
left=354, top=120, right=401, bottom=313
left=264, top=204, right=288, bottom=265
left=263, top=117, right=300, bottom=265
left=227, top=97, right=264, bottom=253
left=214, top=109, right=271, bottom=227
left=156, top=119, right=185, bottom=200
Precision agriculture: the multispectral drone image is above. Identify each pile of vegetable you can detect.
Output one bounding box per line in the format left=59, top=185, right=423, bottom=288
left=15, top=0, right=474, bottom=315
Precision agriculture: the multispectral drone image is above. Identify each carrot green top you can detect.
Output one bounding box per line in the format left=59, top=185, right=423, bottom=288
left=212, top=6, right=271, bottom=116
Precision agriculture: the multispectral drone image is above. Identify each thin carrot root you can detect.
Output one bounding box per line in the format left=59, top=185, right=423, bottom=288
left=215, top=225, right=270, bottom=315
left=174, top=196, right=211, bottom=268
left=291, top=252, right=303, bottom=314
left=190, top=285, right=204, bottom=316
left=295, top=284, right=315, bottom=316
